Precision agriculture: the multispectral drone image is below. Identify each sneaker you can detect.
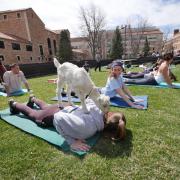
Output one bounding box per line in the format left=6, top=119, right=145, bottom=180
left=8, top=99, right=19, bottom=114
left=27, top=94, right=35, bottom=108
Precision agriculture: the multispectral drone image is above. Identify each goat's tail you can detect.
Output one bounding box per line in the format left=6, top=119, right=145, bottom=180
left=53, top=58, right=60, bottom=68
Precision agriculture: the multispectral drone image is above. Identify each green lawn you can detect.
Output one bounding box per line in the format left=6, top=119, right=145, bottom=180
left=0, top=65, right=180, bottom=179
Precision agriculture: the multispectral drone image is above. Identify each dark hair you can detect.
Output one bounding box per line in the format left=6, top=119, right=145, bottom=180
left=163, top=53, right=173, bottom=61
left=104, top=112, right=126, bottom=141
left=9, top=63, right=18, bottom=69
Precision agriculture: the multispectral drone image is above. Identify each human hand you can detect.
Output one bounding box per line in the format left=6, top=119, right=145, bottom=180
left=169, top=84, right=177, bottom=89
left=134, top=99, right=144, bottom=103
left=70, top=140, right=91, bottom=151
left=132, top=104, right=144, bottom=109
left=28, top=89, right=33, bottom=93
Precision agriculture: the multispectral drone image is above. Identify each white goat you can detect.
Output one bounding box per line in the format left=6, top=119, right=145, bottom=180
left=54, top=58, right=110, bottom=114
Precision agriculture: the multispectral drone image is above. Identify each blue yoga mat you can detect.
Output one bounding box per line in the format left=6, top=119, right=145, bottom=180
left=0, top=108, right=100, bottom=156
left=51, top=95, right=148, bottom=109
left=0, top=89, right=28, bottom=97
left=125, top=82, right=180, bottom=88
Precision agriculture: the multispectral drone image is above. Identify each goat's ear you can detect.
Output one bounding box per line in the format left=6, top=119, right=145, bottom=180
left=54, top=58, right=60, bottom=68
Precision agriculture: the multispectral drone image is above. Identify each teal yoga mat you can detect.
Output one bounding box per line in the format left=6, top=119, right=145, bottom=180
left=0, top=89, right=28, bottom=97
left=125, top=82, right=180, bottom=88
left=0, top=108, right=100, bottom=156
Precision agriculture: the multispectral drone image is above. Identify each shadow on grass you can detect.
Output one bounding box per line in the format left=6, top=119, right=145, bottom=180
left=91, top=129, right=133, bottom=158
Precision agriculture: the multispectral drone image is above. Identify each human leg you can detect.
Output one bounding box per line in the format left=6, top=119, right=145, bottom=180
left=124, top=76, right=158, bottom=85
left=123, top=72, right=145, bottom=79
left=9, top=99, right=59, bottom=127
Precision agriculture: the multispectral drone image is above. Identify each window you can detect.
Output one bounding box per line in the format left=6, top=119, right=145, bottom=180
left=47, top=38, right=51, bottom=48
left=39, top=45, right=44, bottom=56
left=49, top=49, right=52, bottom=55
left=3, top=14, right=7, bottom=20
left=0, top=55, right=5, bottom=61
left=53, top=40, right=57, bottom=54
left=30, top=57, right=33, bottom=61
left=16, top=56, right=21, bottom=61
left=26, top=44, right=33, bottom=51
left=12, top=43, right=21, bottom=50
left=17, top=13, right=21, bottom=18
left=0, top=41, right=5, bottom=49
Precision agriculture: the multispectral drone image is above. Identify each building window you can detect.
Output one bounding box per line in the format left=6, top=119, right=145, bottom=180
left=53, top=40, right=57, bottom=54
left=47, top=38, right=51, bottom=48
left=0, top=55, right=5, bottom=61
left=16, top=56, right=21, bottom=61
left=12, top=43, right=21, bottom=50
left=39, top=45, right=44, bottom=56
left=17, top=13, right=21, bottom=18
left=26, top=44, right=33, bottom=51
left=49, top=49, right=52, bottom=55
left=0, top=41, right=5, bottom=49
left=30, top=57, right=33, bottom=61
left=3, top=14, right=7, bottom=20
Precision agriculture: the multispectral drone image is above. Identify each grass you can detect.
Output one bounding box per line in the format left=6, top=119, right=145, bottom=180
left=0, top=65, right=180, bottom=179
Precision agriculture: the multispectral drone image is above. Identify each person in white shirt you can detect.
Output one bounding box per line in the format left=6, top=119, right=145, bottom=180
left=8, top=96, right=126, bottom=151
left=124, top=53, right=176, bottom=88
left=3, top=63, right=31, bottom=96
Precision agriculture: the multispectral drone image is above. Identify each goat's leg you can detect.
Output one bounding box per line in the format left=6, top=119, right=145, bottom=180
left=79, top=94, right=89, bottom=114
left=67, top=86, right=75, bottom=106
left=56, top=79, right=64, bottom=108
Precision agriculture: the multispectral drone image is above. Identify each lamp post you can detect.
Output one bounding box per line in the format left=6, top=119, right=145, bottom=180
left=121, top=25, right=127, bottom=59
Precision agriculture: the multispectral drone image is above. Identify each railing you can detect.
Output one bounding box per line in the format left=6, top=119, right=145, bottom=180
left=4, top=56, right=179, bottom=78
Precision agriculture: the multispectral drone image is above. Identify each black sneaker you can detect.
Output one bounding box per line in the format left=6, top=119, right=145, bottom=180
left=27, top=94, right=35, bottom=108
left=8, top=99, right=19, bottom=114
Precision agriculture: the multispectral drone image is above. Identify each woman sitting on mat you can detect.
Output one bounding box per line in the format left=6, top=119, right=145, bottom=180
left=124, top=53, right=176, bottom=88
left=8, top=95, right=126, bottom=151
left=101, top=60, right=144, bottom=109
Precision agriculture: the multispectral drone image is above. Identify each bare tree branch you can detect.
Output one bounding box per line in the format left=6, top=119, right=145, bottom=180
left=79, top=3, right=106, bottom=59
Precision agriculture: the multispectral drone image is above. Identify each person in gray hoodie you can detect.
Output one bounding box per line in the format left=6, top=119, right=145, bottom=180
left=8, top=96, right=126, bottom=151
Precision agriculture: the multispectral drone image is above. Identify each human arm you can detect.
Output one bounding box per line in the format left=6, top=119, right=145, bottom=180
left=53, top=111, right=95, bottom=150
left=20, top=71, right=31, bottom=91
left=122, top=84, right=135, bottom=101
left=24, top=81, right=31, bottom=92
left=116, top=88, right=144, bottom=109
left=3, top=72, right=10, bottom=96
left=70, top=140, right=91, bottom=151
left=162, top=66, right=174, bottom=87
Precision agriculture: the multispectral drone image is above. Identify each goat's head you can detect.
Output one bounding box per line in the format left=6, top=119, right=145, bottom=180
left=97, top=94, right=110, bottom=113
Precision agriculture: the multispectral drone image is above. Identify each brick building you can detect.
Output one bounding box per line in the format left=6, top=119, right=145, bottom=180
left=71, top=26, right=163, bottom=60
left=163, top=29, right=180, bottom=56
left=0, top=8, right=66, bottom=65
left=71, top=37, right=92, bottom=60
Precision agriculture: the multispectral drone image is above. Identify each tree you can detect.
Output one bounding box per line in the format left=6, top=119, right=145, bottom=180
left=143, top=36, right=150, bottom=56
left=79, top=3, right=106, bottom=59
left=110, top=26, right=123, bottom=59
left=58, top=30, right=73, bottom=62
left=127, top=16, right=150, bottom=57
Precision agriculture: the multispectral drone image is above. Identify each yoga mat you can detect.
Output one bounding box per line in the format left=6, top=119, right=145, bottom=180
left=51, top=95, right=148, bottom=109
left=125, top=82, right=180, bottom=89
left=0, top=108, right=100, bottom=156
left=0, top=89, right=28, bottom=97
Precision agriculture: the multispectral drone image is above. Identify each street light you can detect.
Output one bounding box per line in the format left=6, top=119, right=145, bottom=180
left=121, top=25, right=127, bottom=59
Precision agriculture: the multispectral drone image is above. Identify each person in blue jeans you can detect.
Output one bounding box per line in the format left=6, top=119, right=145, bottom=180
left=101, top=60, right=144, bottom=109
